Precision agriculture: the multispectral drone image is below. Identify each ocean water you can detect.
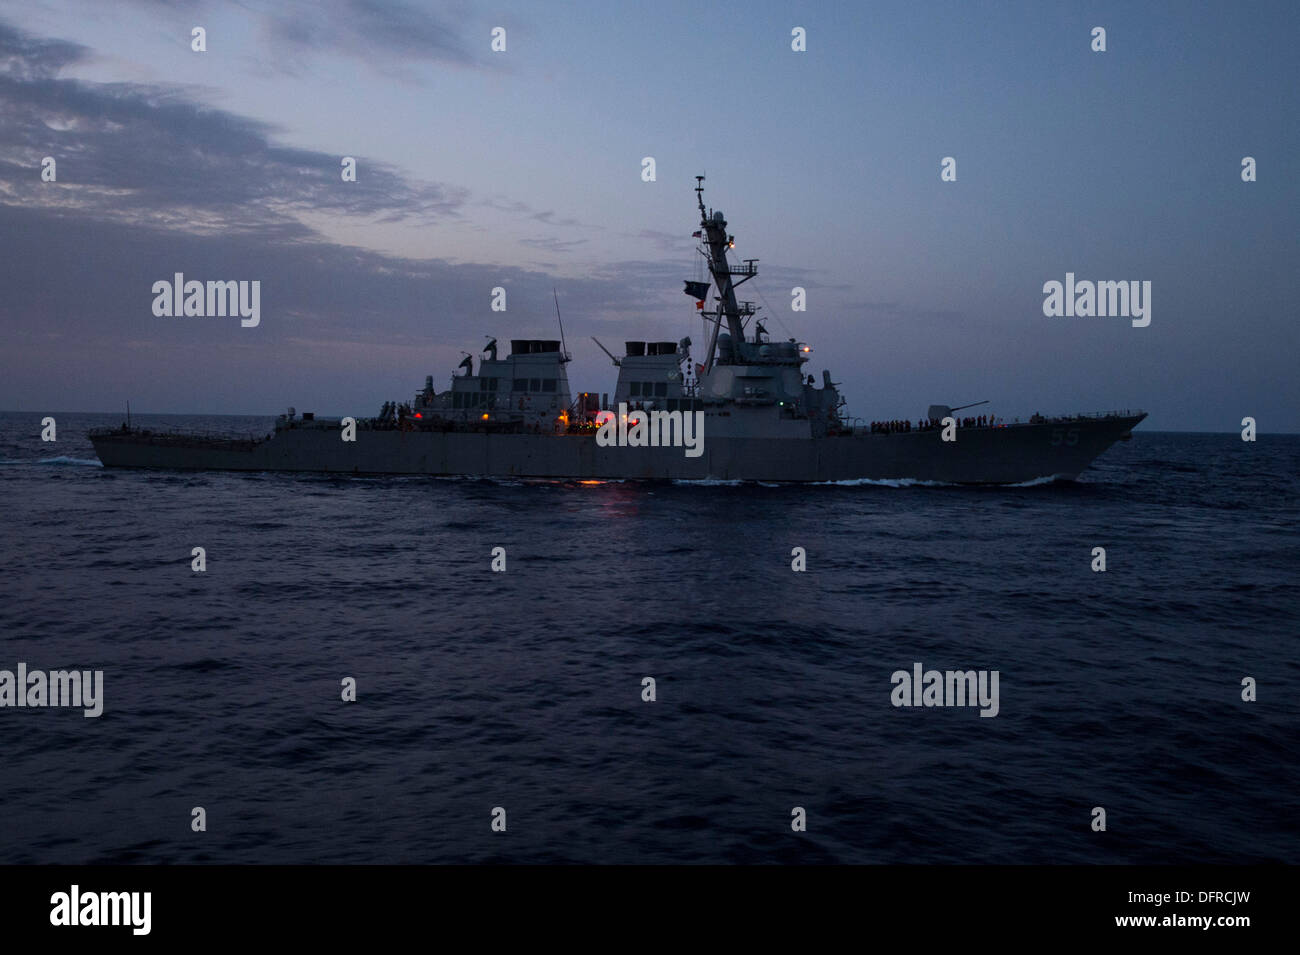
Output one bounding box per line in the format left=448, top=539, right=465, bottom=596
left=1, top=411, right=1296, bottom=864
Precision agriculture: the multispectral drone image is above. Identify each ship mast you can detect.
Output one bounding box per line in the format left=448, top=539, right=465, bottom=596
left=694, top=176, right=758, bottom=371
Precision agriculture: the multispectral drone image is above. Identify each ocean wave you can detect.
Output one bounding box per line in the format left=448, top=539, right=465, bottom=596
left=0, top=456, right=105, bottom=467
left=814, top=477, right=956, bottom=487
left=1007, top=474, right=1070, bottom=487
left=41, top=456, right=104, bottom=467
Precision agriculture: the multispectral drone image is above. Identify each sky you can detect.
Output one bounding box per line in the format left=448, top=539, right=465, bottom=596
left=0, top=0, right=1296, bottom=430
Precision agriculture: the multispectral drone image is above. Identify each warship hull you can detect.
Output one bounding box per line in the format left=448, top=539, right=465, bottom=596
left=89, top=413, right=1146, bottom=484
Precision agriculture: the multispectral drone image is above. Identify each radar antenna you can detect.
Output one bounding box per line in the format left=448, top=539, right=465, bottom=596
left=693, top=175, right=758, bottom=372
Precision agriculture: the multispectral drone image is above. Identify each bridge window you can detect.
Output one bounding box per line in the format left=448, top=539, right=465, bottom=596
left=654, top=382, right=668, bottom=397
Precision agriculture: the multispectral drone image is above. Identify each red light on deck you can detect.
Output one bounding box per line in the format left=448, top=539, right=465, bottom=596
left=414, top=413, right=422, bottom=418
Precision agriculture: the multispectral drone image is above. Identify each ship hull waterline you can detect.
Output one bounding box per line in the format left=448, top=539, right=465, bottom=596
left=89, top=414, right=1146, bottom=484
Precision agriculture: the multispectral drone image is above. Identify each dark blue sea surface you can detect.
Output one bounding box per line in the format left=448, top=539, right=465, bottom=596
left=1, top=411, right=1297, bottom=864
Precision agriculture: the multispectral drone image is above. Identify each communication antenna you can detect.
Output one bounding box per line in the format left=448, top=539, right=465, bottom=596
left=553, top=288, right=570, bottom=362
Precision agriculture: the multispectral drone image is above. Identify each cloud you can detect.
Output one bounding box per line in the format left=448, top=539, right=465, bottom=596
left=0, top=25, right=85, bottom=80
left=0, top=196, right=670, bottom=412
left=0, top=21, right=469, bottom=235
left=480, top=195, right=589, bottom=230
left=264, top=0, right=479, bottom=67
left=633, top=228, right=691, bottom=254
left=519, top=236, right=588, bottom=253
left=113, top=0, right=492, bottom=75
left=0, top=20, right=723, bottom=412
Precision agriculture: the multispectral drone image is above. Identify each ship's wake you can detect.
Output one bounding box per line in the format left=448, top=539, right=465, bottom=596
left=0, top=456, right=104, bottom=467
left=816, top=477, right=957, bottom=488
left=666, top=475, right=1077, bottom=488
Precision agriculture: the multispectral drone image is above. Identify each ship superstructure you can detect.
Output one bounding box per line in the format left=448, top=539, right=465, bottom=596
left=407, top=337, right=574, bottom=432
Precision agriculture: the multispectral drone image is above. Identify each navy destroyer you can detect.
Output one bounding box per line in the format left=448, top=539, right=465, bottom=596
left=90, top=178, right=1145, bottom=483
